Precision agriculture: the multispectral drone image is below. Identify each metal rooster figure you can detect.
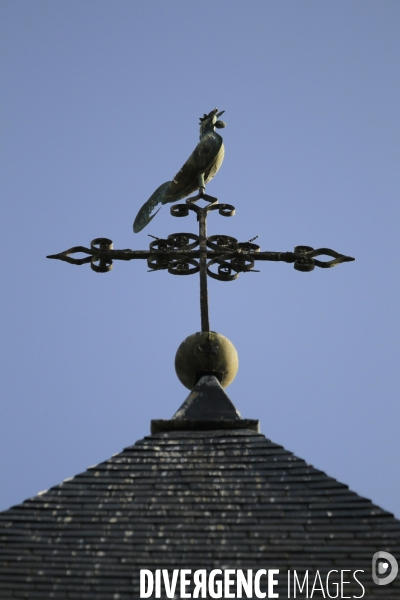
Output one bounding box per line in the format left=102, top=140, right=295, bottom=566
left=133, top=108, right=226, bottom=233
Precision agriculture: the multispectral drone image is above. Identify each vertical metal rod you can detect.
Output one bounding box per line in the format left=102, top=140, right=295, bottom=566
left=198, top=207, right=210, bottom=332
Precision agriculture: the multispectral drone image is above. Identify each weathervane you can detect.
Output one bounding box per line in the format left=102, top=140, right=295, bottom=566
left=48, top=108, right=354, bottom=390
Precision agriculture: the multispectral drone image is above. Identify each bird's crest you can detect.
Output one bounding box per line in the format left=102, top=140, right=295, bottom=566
left=199, top=108, right=226, bottom=138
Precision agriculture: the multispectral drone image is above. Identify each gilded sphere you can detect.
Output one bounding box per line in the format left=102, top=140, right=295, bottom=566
left=175, top=332, right=238, bottom=390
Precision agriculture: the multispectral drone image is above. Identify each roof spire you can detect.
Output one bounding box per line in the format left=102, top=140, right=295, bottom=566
left=47, top=109, right=355, bottom=426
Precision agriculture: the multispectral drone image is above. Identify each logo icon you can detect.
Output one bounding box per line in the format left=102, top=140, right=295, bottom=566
left=372, top=551, right=398, bottom=585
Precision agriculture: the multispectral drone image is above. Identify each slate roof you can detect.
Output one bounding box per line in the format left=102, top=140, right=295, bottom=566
left=1, top=377, right=399, bottom=599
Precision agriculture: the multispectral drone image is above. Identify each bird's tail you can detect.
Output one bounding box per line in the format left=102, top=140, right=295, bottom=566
left=133, top=181, right=171, bottom=233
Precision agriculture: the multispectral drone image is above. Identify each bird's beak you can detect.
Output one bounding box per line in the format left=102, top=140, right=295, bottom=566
left=217, top=110, right=225, bottom=118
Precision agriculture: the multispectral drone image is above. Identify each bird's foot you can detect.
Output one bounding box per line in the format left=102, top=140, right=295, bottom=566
left=186, top=188, right=218, bottom=205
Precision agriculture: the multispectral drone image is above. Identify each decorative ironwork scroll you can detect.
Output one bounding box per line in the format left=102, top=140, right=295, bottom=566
left=48, top=196, right=354, bottom=333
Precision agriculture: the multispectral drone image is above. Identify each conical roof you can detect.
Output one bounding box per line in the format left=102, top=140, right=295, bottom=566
left=0, top=378, right=399, bottom=598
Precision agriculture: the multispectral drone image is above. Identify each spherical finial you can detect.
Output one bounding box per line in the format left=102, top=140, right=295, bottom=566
left=175, top=332, right=239, bottom=390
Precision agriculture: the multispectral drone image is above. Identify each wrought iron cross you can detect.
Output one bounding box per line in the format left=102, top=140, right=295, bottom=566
left=47, top=191, right=354, bottom=333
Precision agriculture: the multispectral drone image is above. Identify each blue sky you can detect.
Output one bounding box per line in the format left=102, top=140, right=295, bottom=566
left=1, top=1, right=399, bottom=518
